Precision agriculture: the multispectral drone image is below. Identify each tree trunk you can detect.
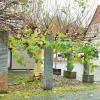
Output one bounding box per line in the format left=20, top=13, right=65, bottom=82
left=83, top=57, right=90, bottom=75
left=33, top=50, right=42, bottom=80
left=67, top=56, right=74, bottom=72
left=43, top=34, right=53, bottom=90
left=0, top=30, right=8, bottom=93
left=82, top=56, right=94, bottom=83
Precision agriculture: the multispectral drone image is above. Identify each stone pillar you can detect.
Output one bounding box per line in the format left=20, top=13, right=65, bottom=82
left=0, top=30, right=8, bottom=93
left=43, top=34, right=53, bottom=90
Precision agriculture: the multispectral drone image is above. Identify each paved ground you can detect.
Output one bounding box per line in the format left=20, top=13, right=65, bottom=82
left=30, top=90, right=100, bottom=100
left=9, top=90, right=100, bottom=100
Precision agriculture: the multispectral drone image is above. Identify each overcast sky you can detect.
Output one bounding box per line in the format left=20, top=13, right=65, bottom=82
left=43, top=0, right=100, bottom=26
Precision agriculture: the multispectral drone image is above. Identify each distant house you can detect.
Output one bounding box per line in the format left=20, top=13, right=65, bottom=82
left=86, top=5, right=100, bottom=66
left=86, top=5, right=100, bottom=40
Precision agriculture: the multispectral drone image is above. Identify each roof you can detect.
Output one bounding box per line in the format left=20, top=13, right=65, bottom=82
left=90, top=5, right=100, bottom=25
left=85, top=5, right=100, bottom=39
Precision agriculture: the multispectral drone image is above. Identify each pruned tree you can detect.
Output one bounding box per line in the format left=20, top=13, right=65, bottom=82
left=0, top=0, right=24, bottom=34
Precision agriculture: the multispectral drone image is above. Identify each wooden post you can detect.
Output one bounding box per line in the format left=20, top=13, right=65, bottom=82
left=43, top=34, right=53, bottom=90
left=0, top=30, right=8, bottom=93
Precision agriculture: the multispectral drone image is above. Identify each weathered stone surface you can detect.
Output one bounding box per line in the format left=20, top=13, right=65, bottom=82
left=43, top=35, right=53, bottom=90
left=53, top=68, right=61, bottom=75
left=0, top=31, right=8, bottom=92
left=82, top=75, right=94, bottom=83
left=63, top=71, right=76, bottom=79
left=0, top=73, right=8, bottom=93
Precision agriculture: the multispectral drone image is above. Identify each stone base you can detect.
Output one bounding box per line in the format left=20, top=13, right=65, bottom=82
left=63, top=71, right=76, bottom=79
left=53, top=68, right=61, bottom=75
left=0, top=74, right=8, bottom=93
left=82, top=75, right=94, bottom=83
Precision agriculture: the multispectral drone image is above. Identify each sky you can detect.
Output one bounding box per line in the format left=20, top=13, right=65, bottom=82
left=43, top=0, right=100, bottom=26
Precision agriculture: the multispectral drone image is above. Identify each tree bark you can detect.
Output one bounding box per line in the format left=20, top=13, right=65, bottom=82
left=33, top=50, right=42, bottom=80
left=83, top=56, right=90, bottom=75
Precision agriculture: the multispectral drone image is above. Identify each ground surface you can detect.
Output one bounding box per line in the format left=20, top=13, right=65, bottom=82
left=0, top=70, right=100, bottom=100
left=9, top=90, right=100, bottom=100
left=8, top=70, right=100, bottom=92
left=1, top=88, right=100, bottom=100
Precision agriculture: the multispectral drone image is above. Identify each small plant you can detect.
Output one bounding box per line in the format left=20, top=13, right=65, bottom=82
left=63, top=41, right=79, bottom=79
left=63, top=41, right=75, bottom=72
left=80, top=42, right=98, bottom=74
left=79, top=42, right=99, bottom=82
left=54, top=32, right=79, bottom=79
left=61, top=39, right=79, bottom=72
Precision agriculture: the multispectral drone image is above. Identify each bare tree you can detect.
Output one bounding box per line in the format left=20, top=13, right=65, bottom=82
left=51, top=0, right=97, bottom=40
